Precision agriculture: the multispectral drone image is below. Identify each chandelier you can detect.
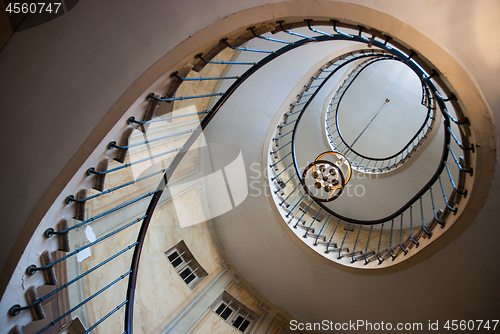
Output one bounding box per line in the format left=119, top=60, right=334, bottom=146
left=301, top=151, right=352, bottom=202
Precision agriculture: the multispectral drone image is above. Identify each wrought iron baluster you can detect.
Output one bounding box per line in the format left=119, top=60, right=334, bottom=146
left=399, top=214, right=408, bottom=255
left=286, top=194, right=306, bottom=218
left=127, top=110, right=211, bottom=125
left=376, top=224, right=384, bottom=264
left=304, top=208, right=323, bottom=238
left=351, top=226, right=361, bottom=263
left=35, top=271, right=132, bottom=334
left=325, top=219, right=341, bottom=253
left=438, top=176, right=457, bottom=213
left=409, top=205, right=419, bottom=247
left=338, top=227, right=349, bottom=259
left=30, top=217, right=146, bottom=275
left=109, top=129, right=194, bottom=150
left=271, top=162, right=294, bottom=181
left=87, top=148, right=181, bottom=175
left=314, top=214, right=331, bottom=245
left=363, top=226, right=373, bottom=264
left=10, top=243, right=137, bottom=316
left=294, top=201, right=313, bottom=228
left=429, top=187, right=445, bottom=227
left=45, top=193, right=155, bottom=237
left=420, top=197, right=432, bottom=237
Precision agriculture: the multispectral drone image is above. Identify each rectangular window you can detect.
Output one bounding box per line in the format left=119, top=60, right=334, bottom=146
left=165, top=240, right=207, bottom=289
left=179, top=266, right=197, bottom=285
left=215, top=302, right=234, bottom=320
left=233, top=315, right=251, bottom=332
left=210, top=291, right=258, bottom=333
left=167, top=251, right=184, bottom=268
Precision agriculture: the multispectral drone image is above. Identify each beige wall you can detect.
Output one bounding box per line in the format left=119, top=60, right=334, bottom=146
left=227, top=284, right=262, bottom=316
left=190, top=311, right=242, bottom=334
left=189, top=283, right=261, bottom=334
left=79, top=189, right=222, bottom=334
left=1, top=1, right=499, bottom=333
left=134, top=190, right=223, bottom=334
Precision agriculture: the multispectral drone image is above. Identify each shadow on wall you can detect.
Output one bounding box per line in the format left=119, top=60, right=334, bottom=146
left=1, top=0, right=79, bottom=50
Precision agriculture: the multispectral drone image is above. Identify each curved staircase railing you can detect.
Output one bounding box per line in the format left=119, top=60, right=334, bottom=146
left=325, top=57, right=437, bottom=174
left=267, top=25, right=472, bottom=267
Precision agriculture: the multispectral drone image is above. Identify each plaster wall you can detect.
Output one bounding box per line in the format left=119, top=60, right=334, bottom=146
left=1, top=0, right=498, bottom=277
left=0, top=1, right=499, bottom=333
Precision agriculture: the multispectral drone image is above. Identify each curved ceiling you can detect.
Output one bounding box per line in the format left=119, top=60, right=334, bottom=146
left=200, top=3, right=498, bottom=331
left=336, top=59, right=428, bottom=159
left=206, top=28, right=494, bottom=330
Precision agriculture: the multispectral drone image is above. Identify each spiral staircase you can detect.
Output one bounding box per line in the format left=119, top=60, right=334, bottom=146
left=0, top=2, right=498, bottom=334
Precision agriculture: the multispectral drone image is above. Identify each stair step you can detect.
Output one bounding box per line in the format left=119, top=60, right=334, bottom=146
left=367, top=248, right=390, bottom=263
left=74, top=189, right=87, bottom=221
left=93, top=158, right=108, bottom=192
left=317, top=240, right=337, bottom=248
left=114, top=128, right=134, bottom=163
left=298, top=202, right=325, bottom=222
left=379, top=248, right=392, bottom=261
left=26, top=286, right=45, bottom=321
left=344, top=250, right=363, bottom=257
left=392, top=243, right=408, bottom=258
left=328, top=247, right=349, bottom=253
left=273, top=181, right=284, bottom=196
left=40, top=250, right=57, bottom=286
left=403, top=233, right=419, bottom=250
left=305, top=232, right=326, bottom=241
left=321, top=242, right=338, bottom=248
left=288, top=214, right=305, bottom=226
left=57, top=219, right=70, bottom=252
left=136, top=98, right=159, bottom=133
left=354, top=250, right=376, bottom=262
left=280, top=202, right=291, bottom=212
left=276, top=193, right=289, bottom=208
left=412, top=226, right=428, bottom=244
left=297, top=224, right=314, bottom=233
left=427, top=209, right=444, bottom=232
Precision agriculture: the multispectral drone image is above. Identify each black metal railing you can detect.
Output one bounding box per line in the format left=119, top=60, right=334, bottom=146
left=325, top=57, right=437, bottom=173
left=7, top=19, right=473, bottom=334
left=266, top=22, right=472, bottom=268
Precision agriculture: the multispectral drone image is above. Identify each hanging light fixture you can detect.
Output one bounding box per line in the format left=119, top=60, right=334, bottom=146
left=301, top=151, right=352, bottom=202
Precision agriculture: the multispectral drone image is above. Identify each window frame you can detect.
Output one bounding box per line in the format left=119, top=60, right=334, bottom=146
left=232, top=313, right=252, bottom=332
left=210, top=291, right=258, bottom=333
left=166, top=249, right=186, bottom=269
left=214, top=301, right=235, bottom=321
left=178, top=264, right=198, bottom=286
left=165, top=240, right=208, bottom=290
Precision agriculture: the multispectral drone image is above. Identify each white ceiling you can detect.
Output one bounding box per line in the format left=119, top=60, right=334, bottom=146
left=336, top=59, right=427, bottom=159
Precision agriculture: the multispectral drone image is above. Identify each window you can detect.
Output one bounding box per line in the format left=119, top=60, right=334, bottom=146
left=165, top=240, right=207, bottom=289
left=232, top=314, right=251, bottom=332
left=210, top=291, right=259, bottom=333
left=215, top=301, right=234, bottom=320
left=179, top=265, right=197, bottom=285
left=167, top=250, right=184, bottom=268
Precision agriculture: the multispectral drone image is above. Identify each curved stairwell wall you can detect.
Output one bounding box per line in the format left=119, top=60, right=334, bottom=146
left=0, top=1, right=499, bottom=333
left=0, top=28, right=308, bottom=333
